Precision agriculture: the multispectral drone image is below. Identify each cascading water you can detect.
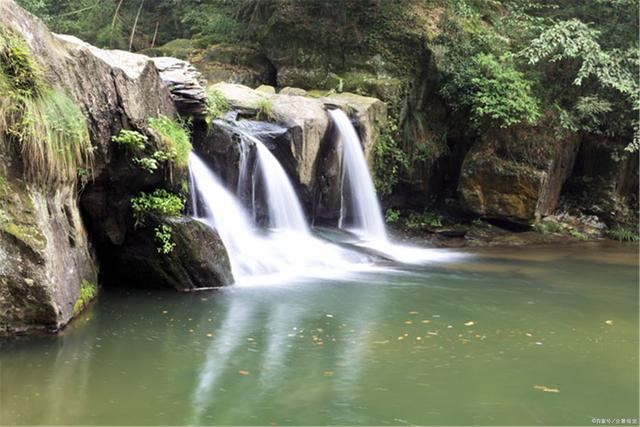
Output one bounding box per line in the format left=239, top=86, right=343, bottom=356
left=189, top=129, right=372, bottom=285
left=329, top=109, right=388, bottom=243
left=243, top=133, right=309, bottom=233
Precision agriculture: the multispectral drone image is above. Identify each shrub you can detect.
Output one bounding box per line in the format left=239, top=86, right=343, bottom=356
left=133, top=156, right=158, bottom=173
left=470, top=53, right=540, bottom=128
left=607, top=226, right=639, bottom=242
left=373, top=118, right=408, bottom=196
left=148, top=116, right=191, bottom=168
left=130, top=189, right=184, bottom=226
left=154, top=224, right=176, bottom=254
left=384, top=208, right=401, bottom=224
left=111, top=129, right=147, bottom=151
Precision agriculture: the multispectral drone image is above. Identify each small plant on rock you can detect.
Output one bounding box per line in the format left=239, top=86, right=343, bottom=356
left=154, top=224, right=176, bottom=254
left=111, top=129, right=148, bottom=151
left=255, top=97, right=275, bottom=121
left=148, top=116, right=192, bottom=168
left=130, top=189, right=184, bottom=227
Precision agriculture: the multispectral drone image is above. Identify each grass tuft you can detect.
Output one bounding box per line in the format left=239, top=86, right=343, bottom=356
left=148, top=116, right=191, bottom=169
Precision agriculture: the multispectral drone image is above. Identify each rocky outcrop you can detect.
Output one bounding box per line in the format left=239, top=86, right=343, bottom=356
left=458, top=123, right=579, bottom=224
left=107, top=217, right=233, bottom=290
left=0, top=1, right=232, bottom=336
left=151, top=57, right=207, bottom=116
left=198, top=83, right=386, bottom=220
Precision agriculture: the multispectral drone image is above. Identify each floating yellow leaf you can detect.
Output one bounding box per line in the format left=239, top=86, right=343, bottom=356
left=409, top=311, right=419, bottom=315
left=533, top=385, right=559, bottom=393
left=323, top=370, right=334, bottom=377
left=421, top=320, right=431, bottom=324
left=427, top=331, right=438, bottom=336
left=239, top=370, right=250, bottom=376
left=404, top=320, right=413, bottom=325
left=525, top=333, right=532, bottom=337
left=398, top=336, right=405, bottom=340
left=605, top=320, right=613, bottom=325
left=206, top=333, right=213, bottom=338
left=464, top=321, right=475, bottom=326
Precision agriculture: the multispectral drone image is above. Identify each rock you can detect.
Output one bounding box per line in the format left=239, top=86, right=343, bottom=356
left=562, top=136, right=638, bottom=226
left=256, top=85, right=276, bottom=94
left=314, top=92, right=387, bottom=221
left=107, top=217, right=233, bottom=290
left=151, top=57, right=207, bottom=116
left=1, top=0, right=232, bottom=335
left=458, top=122, right=579, bottom=224
left=202, top=83, right=387, bottom=221
left=279, top=87, right=308, bottom=96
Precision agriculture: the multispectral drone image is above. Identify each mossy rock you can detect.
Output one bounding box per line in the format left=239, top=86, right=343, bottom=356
left=109, top=216, right=234, bottom=290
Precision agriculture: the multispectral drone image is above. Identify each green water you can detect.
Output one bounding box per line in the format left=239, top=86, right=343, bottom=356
left=1, top=242, right=638, bottom=425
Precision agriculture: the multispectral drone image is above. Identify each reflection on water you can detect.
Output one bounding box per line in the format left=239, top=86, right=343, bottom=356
left=0, top=242, right=638, bottom=425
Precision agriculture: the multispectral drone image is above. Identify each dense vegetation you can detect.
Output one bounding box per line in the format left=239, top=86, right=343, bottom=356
left=16, top=0, right=638, bottom=228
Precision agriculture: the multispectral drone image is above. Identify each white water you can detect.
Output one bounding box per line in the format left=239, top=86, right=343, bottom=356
left=189, top=151, right=371, bottom=285
left=252, top=137, right=309, bottom=233
left=330, top=109, right=388, bottom=243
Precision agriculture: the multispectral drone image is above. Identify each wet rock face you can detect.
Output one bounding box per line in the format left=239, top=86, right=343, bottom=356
left=106, top=217, right=233, bottom=290
left=151, top=57, right=207, bottom=116
left=458, top=123, right=579, bottom=224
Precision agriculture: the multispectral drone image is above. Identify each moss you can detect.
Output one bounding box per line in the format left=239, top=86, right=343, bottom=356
left=204, top=89, right=229, bottom=129
left=72, top=279, right=97, bottom=315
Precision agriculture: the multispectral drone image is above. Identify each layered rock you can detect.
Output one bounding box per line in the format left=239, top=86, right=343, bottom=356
left=198, top=83, right=386, bottom=220
left=458, top=123, right=579, bottom=224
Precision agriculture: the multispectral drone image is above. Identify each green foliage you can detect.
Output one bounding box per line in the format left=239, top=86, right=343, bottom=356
left=406, top=211, right=443, bottom=229
left=130, top=189, right=184, bottom=227
left=384, top=208, right=400, bottom=224
left=373, top=118, right=408, bottom=196
left=204, top=88, right=228, bottom=129
left=607, top=226, right=640, bottom=242
left=1, top=29, right=92, bottom=186
left=133, top=156, right=158, bottom=173
left=72, top=279, right=97, bottom=315
left=154, top=224, right=176, bottom=254
left=111, top=129, right=148, bottom=151
left=255, top=98, right=275, bottom=121
left=471, top=53, right=541, bottom=128
left=148, top=116, right=191, bottom=168
left=534, top=217, right=585, bottom=239
left=12, top=89, right=93, bottom=186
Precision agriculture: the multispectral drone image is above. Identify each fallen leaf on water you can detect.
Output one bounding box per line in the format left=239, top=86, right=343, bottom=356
left=525, top=333, right=532, bottom=337
left=238, top=370, right=250, bottom=376
left=404, top=320, right=413, bottom=325
left=323, top=371, right=334, bottom=377
left=427, top=331, right=438, bottom=336
left=533, top=385, right=559, bottom=393
left=326, top=314, right=333, bottom=318
left=464, top=321, right=475, bottom=326
left=373, top=340, right=389, bottom=344
left=206, top=333, right=213, bottom=338
left=421, top=320, right=431, bottom=324
left=409, top=311, right=419, bottom=315
left=247, top=337, right=255, bottom=342
left=162, top=310, right=168, bottom=314
left=605, top=320, right=613, bottom=325
left=398, top=336, right=405, bottom=340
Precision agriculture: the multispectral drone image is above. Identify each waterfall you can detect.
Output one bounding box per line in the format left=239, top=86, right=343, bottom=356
left=244, top=134, right=309, bottom=234
left=329, top=109, right=388, bottom=243
left=189, top=148, right=371, bottom=285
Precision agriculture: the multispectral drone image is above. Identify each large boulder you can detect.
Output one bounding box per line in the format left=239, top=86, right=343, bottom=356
left=107, top=217, right=233, bottom=290
left=458, top=123, right=579, bottom=224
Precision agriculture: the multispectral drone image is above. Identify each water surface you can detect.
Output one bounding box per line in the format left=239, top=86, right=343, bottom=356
left=1, top=242, right=638, bottom=425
